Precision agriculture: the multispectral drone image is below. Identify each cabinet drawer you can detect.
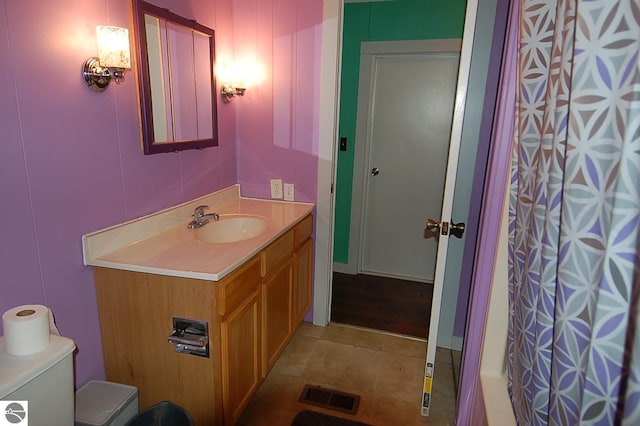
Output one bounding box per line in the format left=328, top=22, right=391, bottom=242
left=294, top=214, right=313, bottom=247
left=217, top=255, right=261, bottom=316
left=261, top=230, right=294, bottom=277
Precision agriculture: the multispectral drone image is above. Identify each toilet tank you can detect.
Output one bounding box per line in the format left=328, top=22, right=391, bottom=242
left=0, top=334, right=76, bottom=426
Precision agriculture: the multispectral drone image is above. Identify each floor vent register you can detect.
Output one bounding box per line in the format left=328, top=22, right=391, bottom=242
left=299, top=384, right=360, bottom=415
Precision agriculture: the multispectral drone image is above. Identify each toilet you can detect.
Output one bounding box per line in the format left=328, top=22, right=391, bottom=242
left=0, top=334, right=76, bottom=425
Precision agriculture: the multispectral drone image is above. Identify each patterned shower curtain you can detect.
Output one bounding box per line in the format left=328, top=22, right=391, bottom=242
left=508, top=0, right=640, bottom=425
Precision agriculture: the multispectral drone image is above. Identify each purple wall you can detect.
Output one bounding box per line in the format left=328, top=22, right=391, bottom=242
left=0, top=0, right=322, bottom=388
left=0, top=0, right=236, bottom=387
left=453, top=0, right=510, bottom=337
left=232, top=0, right=322, bottom=203
left=455, top=0, right=518, bottom=422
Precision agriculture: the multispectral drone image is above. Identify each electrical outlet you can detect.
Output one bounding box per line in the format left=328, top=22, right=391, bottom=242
left=270, top=179, right=283, bottom=199
left=284, top=183, right=295, bottom=201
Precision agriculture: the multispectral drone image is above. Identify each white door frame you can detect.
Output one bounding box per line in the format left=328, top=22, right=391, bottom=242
left=313, top=0, right=343, bottom=325
left=314, top=0, right=479, bottom=329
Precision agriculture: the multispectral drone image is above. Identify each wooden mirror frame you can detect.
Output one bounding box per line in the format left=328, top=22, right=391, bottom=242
left=133, top=0, right=218, bottom=154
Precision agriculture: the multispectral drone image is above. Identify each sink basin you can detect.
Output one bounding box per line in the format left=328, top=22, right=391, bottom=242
left=194, top=215, right=270, bottom=243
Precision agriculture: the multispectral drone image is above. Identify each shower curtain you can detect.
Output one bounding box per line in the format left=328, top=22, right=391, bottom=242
left=508, top=0, right=640, bottom=424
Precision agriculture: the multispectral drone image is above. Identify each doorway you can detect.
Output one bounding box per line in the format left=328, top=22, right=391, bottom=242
left=322, top=0, right=500, bottom=348
left=315, top=0, right=503, bottom=416
left=332, top=40, right=460, bottom=338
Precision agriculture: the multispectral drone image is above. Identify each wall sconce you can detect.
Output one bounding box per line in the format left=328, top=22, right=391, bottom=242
left=82, top=26, right=131, bottom=92
left=220, top=84, right=246, bottom=103
left=217, top=61, right=262, bottom=103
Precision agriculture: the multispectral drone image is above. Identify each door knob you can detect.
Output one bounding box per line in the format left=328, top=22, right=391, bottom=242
left=450, top=221, right=465, bottom=238
left=371, top=167, right=380, bottom=176
left=425, top=219, right=440, bottom=233
left=425, top=219, right=465, bottom=238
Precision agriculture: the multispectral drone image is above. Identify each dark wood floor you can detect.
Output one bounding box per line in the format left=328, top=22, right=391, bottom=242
left=330, top=272, right=433, bottom=338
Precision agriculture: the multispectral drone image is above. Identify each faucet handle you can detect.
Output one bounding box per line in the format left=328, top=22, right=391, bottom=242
left=194, top=205, right=209, bottom=217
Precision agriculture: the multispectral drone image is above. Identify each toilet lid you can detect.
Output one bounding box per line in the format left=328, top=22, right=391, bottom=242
left=0, top=335, right=75, bottom=398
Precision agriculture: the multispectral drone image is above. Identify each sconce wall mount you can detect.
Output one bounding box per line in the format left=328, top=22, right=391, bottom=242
left=82, top=57, right=121, bottom=92
left=221, top=84, right=246, bottom=103
left=82, top=26, right=131, bottom=92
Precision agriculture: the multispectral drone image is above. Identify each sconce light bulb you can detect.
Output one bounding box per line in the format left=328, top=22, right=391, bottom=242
left=96, top=26, right=131, bottom=69
left=82, top=25, right=131, bottom=92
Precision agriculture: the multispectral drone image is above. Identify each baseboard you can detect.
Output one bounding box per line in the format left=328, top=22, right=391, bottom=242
left=452, top=335, right=464, bottom=351
left=332, top=262, right=356, bottom=274
left=437, top=335, right=464, bottom=351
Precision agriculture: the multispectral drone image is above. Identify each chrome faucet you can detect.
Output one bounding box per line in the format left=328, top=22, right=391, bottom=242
left=187, top=205, right=220, bottom=229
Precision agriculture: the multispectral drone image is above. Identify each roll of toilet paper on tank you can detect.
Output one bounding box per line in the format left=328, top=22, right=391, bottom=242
left=2, top=305, right=52, bottom=356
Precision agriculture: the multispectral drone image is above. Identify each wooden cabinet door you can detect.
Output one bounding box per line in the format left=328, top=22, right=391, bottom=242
left=220, top=289, right=261, bottom=425
left=262, top=259, right=293, bottom=375
left=294, top=238, right=313, bottom=325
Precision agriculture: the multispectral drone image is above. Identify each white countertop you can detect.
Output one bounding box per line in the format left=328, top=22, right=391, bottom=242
left=82, top=185, right=314, bottom=281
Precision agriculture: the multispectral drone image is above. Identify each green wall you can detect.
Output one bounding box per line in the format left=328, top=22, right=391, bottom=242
left=334, top=0, right=467, bottom=263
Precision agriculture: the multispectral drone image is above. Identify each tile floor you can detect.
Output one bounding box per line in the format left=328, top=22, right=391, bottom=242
left=238, top=322, right=461, bottom=426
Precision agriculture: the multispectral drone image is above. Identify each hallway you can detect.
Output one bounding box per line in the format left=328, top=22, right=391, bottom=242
left=331, top=272, right=433, bottom=338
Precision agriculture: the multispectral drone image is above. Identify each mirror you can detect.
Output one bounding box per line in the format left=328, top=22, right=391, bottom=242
left=133, top=0, right=218, bottom=154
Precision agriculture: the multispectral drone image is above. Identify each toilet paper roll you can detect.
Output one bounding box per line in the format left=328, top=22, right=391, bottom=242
left=2, top=305, right=52, bottom=356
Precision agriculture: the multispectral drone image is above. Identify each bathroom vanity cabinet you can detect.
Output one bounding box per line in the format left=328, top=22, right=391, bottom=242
left=93, top=213, right=313, bottom=426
